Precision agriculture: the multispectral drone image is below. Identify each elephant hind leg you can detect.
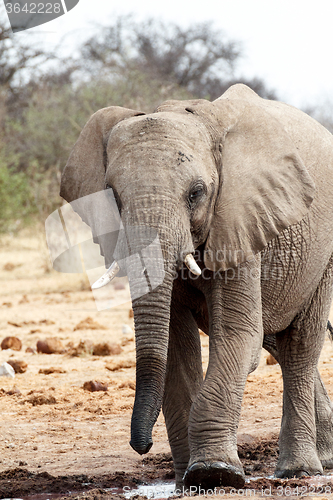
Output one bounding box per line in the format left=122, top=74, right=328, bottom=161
left=264, top=332, right=333, bottom=469
left=275, top=256, right=333, bottom=479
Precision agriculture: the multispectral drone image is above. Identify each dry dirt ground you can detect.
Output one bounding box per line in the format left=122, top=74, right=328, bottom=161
left=1, top=228, right=333, bottom=499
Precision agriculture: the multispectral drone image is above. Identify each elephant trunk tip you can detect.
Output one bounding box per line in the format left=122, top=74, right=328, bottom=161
left=130, top=438, right=153, bottom=455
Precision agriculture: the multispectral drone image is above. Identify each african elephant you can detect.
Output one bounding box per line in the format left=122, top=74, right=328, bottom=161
left=60, top=84, right=333, bottom=489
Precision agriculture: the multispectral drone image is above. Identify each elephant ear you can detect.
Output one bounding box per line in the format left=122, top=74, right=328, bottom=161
left=59, top=106, right=144, bottom=269
left=60, top=106, right=145, bottom=202
left=203, top=89, right=316, bottom=271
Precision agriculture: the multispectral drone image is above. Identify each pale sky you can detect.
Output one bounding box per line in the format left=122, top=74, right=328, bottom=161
left=9, top=0, right=333, bottom=109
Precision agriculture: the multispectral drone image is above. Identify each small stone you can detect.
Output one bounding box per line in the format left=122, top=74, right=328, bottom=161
left=39, top=367, right=66, bottom=375
left=1, top=336, right=22, bottom=351
left=93, top=342, right=122, bottom=356
left=122, top=324, right=133, bottom=336
left=7, top=360, right=28, bottom=374
left=68, top=340, right=94, bottom=357
left=37, top=337, right=64, bottom=354
left=83, top=380, right=108, bottom=392
left=3, top=262, right=16, bottom=271
left=266, top=353, right=278, bottom=365
left=128, top=309, right=134, bottom=318
left=26, top=394, right=57, bottom=406
left=0, top=362, right=15, bottom=378
left=105, top=360, right=136, bottom=371
left=25, top=347, right=36, bottom=354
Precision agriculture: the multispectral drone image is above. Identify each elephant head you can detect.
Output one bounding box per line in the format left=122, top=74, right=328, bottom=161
left=60, top=84, right=315, bottom=455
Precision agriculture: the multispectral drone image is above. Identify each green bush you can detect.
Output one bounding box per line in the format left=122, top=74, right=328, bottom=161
left=0, top=146, right=33, bottom=232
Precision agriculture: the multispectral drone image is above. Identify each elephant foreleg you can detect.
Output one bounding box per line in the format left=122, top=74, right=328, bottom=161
left=184, top=256, right=264, bottom=489
left=275, top=256, right=333, bottom=478
left=162, top=301, right=203, bottom=487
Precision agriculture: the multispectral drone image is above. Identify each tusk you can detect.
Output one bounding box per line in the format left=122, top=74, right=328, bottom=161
left=91, top=261, right=120, bottom=289
left=184, top=254, right=201, bottom=276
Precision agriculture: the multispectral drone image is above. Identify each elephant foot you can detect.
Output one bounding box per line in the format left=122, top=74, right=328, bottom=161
left=275, top=468, right=322, bottom=479
left=183, top=461, right=245, bottom=489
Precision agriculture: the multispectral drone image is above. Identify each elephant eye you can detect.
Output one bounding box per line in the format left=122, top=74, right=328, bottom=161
left=188, top=186, right=204, bottom=205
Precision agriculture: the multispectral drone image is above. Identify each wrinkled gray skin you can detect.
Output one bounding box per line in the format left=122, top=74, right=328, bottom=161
left=60, top=84, right=333, bottom=489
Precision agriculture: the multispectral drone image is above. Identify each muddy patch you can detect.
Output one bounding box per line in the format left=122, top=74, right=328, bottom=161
left=2, top=441, right=333, bottom=499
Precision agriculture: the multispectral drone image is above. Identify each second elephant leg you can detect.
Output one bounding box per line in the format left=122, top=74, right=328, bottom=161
left=264, top=334, right=333, bottom=468
left=276, top=257, right=333, bottom=478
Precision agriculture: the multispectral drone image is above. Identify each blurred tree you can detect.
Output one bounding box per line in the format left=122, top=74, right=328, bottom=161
left=80, top=16, right=277, bottom=101
left=0, top=11, right=51, bottom=91
left=0, top=13, right=279, bottom=231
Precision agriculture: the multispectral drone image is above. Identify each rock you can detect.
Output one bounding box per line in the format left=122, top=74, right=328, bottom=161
left=3, top=262, right=16, bottom=271
left=0, top=362, right=15, bottom=378
left=73, top=317, right=107, bottom=331
left=7, top=360, right=28, bottom=373
left=83, top=380, right=108, bottom=392
left=266, top=353, right=278, bottom=365
left=1, top=336, right=22, bottom=351
left=128, top=309, right=134, bottom=318
left=122, top=324, right=133, bottom=336
left=26, top=347, right=36, bottom=354
left=39, top=367, right=66, bottom=374
left=26, top=394, right=57, bottom=406
left=105, top=360, right=136, bottom=371
left=68, top=340, right=94, bottom=357
left=93, top=342, right=122, bottom=356
left=36, top=337, right=64, bottom=354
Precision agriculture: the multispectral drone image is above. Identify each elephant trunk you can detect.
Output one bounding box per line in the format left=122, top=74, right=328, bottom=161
left=115, top=196, right=192, bottom=455
left=130, top=270, right=174, bottom=454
